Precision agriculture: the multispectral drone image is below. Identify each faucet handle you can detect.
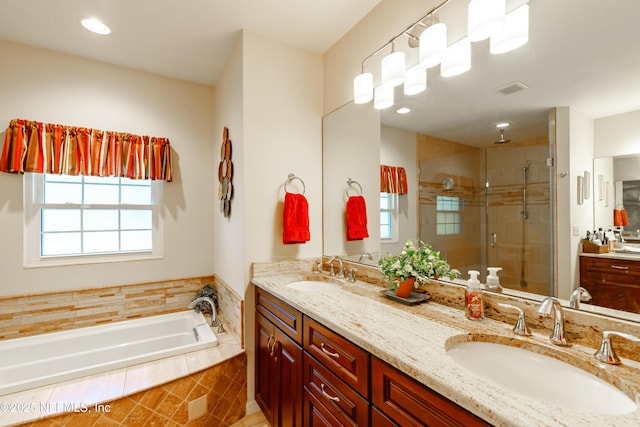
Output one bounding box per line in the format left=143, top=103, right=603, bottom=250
left=594, top=331, right=640, bottom=365
left=498, top=303, right=532, bottom=336
left=348, top=268, right=357, bottom=282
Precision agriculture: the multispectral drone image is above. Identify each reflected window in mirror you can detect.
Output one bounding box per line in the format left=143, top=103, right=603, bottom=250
left=436, top=195, right=462, bottom=235
left=380, top=192, right=397, bottom=241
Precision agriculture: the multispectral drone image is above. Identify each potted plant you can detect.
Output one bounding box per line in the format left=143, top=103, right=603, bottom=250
left=379, top=240, right=459, bottom=298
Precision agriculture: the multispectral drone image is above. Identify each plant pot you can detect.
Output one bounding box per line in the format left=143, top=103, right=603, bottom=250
left=395, top=277, right=415, bottom=298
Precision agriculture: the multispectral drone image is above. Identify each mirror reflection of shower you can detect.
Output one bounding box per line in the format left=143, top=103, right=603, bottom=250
left=522, top=160, right=532, bottom=220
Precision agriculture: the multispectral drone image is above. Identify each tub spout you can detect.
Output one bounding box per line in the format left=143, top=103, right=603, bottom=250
left=188, top=297, right=218, bottom=326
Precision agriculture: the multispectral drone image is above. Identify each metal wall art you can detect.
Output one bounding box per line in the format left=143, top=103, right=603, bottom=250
left=218, top=127, right=233, bottom=217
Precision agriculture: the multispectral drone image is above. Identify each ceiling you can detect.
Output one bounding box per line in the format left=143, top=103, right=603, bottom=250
left=0, top=0, right=381, bottom=85
left=380, top=0, right=640, bottom=146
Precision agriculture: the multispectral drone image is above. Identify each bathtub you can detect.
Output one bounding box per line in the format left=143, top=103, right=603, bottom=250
left=0, top=310, right=218, bottom=396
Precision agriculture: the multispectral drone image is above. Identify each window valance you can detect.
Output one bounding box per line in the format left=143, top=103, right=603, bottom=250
left=0, top=119, right=173, bottom=181
left=380, top=165, right=407, bottom=194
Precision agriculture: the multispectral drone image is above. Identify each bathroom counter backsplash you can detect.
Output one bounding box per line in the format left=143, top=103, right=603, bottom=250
left=251, top=262, right=640, bottom=427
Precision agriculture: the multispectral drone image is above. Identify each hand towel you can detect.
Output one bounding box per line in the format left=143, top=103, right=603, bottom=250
left=614, top=209, right=622, bottom=227
left=621, top=208, right=630, bottom=226
left=283, top=192, right=310, bottom=244
left=346, top=195, right=369, bottom=241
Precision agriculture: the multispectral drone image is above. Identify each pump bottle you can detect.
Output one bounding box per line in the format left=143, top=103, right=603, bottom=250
left=465, top=270, right=484, bottom=320
left=486, top=267, right=502, bottom=292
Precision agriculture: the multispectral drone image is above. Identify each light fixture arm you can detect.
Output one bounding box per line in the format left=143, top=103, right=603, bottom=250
left=359, top=0, right=452, bottom=70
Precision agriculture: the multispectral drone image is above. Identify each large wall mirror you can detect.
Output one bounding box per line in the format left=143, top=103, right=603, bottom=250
left=323, top=0, right=640, bottom=322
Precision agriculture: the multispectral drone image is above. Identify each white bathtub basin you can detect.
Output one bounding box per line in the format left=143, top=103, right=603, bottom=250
left=286, top=280, right=343, bottom=293
left=447, top=341, right=637, bottom=415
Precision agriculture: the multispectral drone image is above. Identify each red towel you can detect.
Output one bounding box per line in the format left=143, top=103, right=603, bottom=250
left=346, top=195, right=369, bottom=241
left=283, top=192, right=310, bottom=244
left=621, top=208, right=630, bottom=226
left=614, top=209, right=622, bottom=227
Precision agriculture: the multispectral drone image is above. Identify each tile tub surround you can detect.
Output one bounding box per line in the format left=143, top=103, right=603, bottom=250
left=251, top=267, right=640, bottom=426
left=0, top=275, right=244, bottom=345
left=0, top=332, right=244, bottom=426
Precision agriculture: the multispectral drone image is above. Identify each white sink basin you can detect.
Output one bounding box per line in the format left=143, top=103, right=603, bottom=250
left=285, top=280, right=343, bottom=293
left=447, top=341, right=637, bottom=415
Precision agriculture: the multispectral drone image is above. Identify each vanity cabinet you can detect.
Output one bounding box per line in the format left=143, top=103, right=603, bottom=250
left=255, top=288, right=303, bottom=427
left=579, top=255, right=640, bottom=313
left=255, top=287, right=491, bottom=426
left=371, top=357, right=491, bottom=427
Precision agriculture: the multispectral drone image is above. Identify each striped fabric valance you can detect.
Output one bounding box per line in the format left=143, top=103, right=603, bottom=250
left=380, top=165, right=408, bottom=195
left=0, top=119, right=173, bottom=181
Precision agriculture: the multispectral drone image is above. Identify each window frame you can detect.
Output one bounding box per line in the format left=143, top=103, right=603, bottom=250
left=23, top=173, right=164, bottom=268
left=380, top=192, right=399, bottom=242
left=436, top=195, right=462, bottom=236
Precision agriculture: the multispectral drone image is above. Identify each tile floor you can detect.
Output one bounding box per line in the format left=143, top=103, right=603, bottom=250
left=230, top=409, right=268, bottom=427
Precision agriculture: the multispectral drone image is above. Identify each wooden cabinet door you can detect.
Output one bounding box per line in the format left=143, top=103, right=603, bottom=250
left=256, top=312, right=303, bottom=427
left=371, top=357, right=490, bottom=427
left=256, top=312, right=279, bottom=425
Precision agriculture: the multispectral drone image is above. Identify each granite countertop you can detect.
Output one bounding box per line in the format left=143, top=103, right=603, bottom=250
left=251, top=272, right=640, bottom=427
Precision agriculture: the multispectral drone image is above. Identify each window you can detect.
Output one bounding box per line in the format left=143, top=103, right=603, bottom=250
left=380, top=192, right=397, bottom=240
left=436, top=195, right=461, bottom=235
left=24, top=173, right=163, bottom=266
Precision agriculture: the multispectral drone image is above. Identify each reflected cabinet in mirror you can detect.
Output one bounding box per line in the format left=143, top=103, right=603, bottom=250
left=322, top=0, right=640, bottom=322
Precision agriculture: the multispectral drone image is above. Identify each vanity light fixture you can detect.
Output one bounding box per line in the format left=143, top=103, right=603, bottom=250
left=490, top=4, right=529, bottom=54
left=80, top=17, right=111, bottom=35
left=441, top=38, right=471, bottom=77
left=404, top=64, right=427, bottom=95
left=467, top=0, right=506, bottom=42
left=352, top=0, right=529, bottom=109
left=380, top=42, right=406, bottom=88
left=374, top=84, right=394, bottom=110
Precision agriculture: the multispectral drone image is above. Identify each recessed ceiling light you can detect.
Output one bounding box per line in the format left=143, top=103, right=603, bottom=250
left=495, top=122, right=510, bottom=128
left=80, top=18, right=111, bottom=35
left=397, top=107, right=411, bottom=114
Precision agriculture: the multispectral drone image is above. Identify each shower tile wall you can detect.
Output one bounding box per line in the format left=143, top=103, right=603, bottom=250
left=417, top=133, right=551, bottom=294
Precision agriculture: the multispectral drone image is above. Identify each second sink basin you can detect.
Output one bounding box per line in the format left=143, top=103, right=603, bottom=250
left=447, top=340, right=637, bottom=415
left=285, top=280, right=343, bottom=293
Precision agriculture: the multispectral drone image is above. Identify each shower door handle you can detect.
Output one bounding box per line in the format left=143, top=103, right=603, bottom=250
left=490, top=233, right=497, bottom=247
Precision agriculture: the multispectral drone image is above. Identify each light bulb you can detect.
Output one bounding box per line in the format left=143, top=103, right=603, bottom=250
left=381, top=50, right=406, bottom=88
left=441, top=38, right=471, bottom=77
left=419, top=22, right=447, bottom=69
left=467, top=0, right=505, bottom=42
left=353, top=73, right=373, bottom=104
left=490, top=4, right=529, bottom=54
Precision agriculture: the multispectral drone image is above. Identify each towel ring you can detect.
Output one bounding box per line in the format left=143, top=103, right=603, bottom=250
left=285, top=173, right=305, bottom=194
left=345, top=178, right=363, bottom=198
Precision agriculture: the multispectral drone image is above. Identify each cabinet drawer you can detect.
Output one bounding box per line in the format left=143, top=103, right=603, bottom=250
left=371, top=357, right=490, bottom=427
left=303, top=316, right=370, bottom=398
left=303, top=353, right=369, bottom=427
left=256, top=287, right=303, bottom=344
left=580, top=256, right=640, bottom=284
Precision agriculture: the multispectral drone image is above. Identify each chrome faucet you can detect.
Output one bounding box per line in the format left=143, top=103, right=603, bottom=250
left=358, top=252, right=373, bottom=263
left=569, top=286, right=592, bottom=309
left=188, top=296, right=218, bottom=326
left=537, top=297, right=569, bottom=346
left=498, top=303, right=531, bottom=336
left=328, top=256, right=345, bottom=279
left=594, top=331, right=640, bottom=365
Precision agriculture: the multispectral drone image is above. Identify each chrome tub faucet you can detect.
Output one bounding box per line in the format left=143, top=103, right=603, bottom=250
left=188, top=296, right=218, bottom=327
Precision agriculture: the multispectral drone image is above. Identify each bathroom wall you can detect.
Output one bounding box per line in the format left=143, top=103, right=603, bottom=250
left=380, top=125, right=418, bottom=256
left=594, top=109, right=640, bottom=158
left=0, top=39, right=216, bottom=297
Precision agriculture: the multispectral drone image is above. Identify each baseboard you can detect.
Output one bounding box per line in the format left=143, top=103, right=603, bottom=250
left=246, top=400, right=260, bottom=415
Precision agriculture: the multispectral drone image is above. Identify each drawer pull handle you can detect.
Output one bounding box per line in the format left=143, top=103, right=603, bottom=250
left=611, top=265, right=629, bottom=270
left=320, top=342, right=340, bottom=359
left=321, top=383, right=340, bottom=402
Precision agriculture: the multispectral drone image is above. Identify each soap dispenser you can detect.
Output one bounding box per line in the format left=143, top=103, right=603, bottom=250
left=464, top=270, right=484, bottom=321
left=486, top=267, right=502, bottom=292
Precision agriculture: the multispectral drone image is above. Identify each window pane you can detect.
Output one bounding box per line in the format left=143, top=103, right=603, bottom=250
left=121, top=230, right=152, bottom=251
left=83, top=176, right=120, bottom=184
left=83, top=209, right=119, bottom=231
left=121, top=185, right=151, bottom=205
left=121, top=177, right=151, bottom=187
left=381, top=225, right=391, bottom=239
left=45, top=174, right=82, bottom=183
left=42, top=232, right=81, bottom=256
left=121, top=210, right=152, bottom=230
left=84, top=184, right=119, bottom=204
left=380, top=194, right=389, bottom=209
left=42, top=209, right=80, bottom=232
left=44, top=182, right=82, bottom=204
left=83, top=231, right=119, bottom=253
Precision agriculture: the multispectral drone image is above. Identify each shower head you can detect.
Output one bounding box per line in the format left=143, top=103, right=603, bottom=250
left=494, top=129, right=511, bottom=144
